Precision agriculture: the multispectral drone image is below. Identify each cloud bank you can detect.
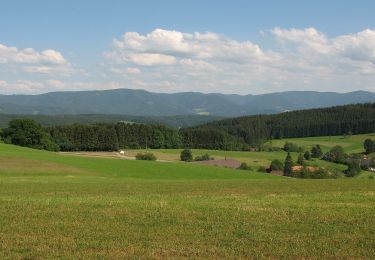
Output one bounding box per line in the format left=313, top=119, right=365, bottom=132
left=1, top=28, right=375, bottom=94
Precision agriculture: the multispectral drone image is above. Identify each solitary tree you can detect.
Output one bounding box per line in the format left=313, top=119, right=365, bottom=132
left=283, top=152, right=293, bottom=176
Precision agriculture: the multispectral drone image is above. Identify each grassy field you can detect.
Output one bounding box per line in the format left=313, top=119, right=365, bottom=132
left=1, top=142, right=375, bottom=259
left=122, top=133, right=375, bottom=176
left=270, top=133, right=375, bottom=154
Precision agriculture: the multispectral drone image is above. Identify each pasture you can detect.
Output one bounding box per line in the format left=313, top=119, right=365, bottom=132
left=117, top=133, right=375, bottom=176
left=0, top=141, right=375, bottom=259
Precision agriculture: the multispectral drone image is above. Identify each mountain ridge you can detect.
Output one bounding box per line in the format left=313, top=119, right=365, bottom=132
left=1, top=88, right=375, bottom=117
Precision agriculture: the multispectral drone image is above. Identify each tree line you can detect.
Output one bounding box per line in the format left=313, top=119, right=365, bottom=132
left=1, top=103, right=375, bottom=152
left=48, top=123, right=181, bottom=151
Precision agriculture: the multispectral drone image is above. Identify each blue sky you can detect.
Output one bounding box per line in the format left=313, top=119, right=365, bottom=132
left=1, top=0, right=375, bottom=94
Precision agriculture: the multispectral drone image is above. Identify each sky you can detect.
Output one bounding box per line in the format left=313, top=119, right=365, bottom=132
left=1, top=0, right=375, bottom=95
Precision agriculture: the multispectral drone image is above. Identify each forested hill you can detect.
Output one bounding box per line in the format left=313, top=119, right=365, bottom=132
left=0, top=114, right=222, bottom=129
left=1, top=89, right=375, bottom=116
left=181, top=103, right=375, bottom=148
left=2, top=103, right=375, bottom=152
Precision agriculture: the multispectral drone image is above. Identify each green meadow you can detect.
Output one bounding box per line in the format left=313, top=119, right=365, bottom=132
left=126, top=133, right=375, bottom=175
left=1, top=135, right=375, bottom=258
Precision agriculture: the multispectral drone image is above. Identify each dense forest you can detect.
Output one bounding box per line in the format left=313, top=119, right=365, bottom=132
left=181, top=103, right=375, bottom=148
left=2, top=103, right=375, bottom=151
left=48, top=123, right=181, bottom=151
left=0, top=114, right=222, bottom=129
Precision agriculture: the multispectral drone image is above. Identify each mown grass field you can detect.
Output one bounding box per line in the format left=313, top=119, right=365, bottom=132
left=1, top=140, right=375, bottom=259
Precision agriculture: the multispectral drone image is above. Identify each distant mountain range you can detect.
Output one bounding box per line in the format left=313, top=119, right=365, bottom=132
left=1, top=89, right=375, bottom=117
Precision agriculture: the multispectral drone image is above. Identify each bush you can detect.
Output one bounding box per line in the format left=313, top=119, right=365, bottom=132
left=283, top=142, right=303, bottom=152
left=364, top=139, right=375, bottom=154
left=270, top=159, right=283, bottom=171
left=345, top=162, right=361, bottom=177
left=135, top=152, right=157, bottom=161
left=180, top=149, right=193, bottom=162
left=322, top=145, right=347, bottom=164
left=304, top=151, right=311, bottom=160
left=194, top=153, right=213, bottom=161
left=297, top=153, right=305, bottom=165
left=238, top=162, right=252, bottom=171
left=292, top=167, right=333, bottom=179
left=311, top=144, right=323, bottom=158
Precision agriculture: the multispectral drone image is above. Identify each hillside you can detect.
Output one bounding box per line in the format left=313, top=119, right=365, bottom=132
left=1, top=143, right=375, bottom=258
left=1, top=89, right=375, bottom=116
left=182, top=103, right=375, bottom=148
left=0, top=114, right=222, bottom=129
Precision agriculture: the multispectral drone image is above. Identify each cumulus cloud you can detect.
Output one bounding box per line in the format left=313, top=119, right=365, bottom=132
left=0, top=43, right=68, bottom=64
left=105, top=28, right=277, bottom=66
left=0, top=42, right=73, bottom=76
left=272, top=27, right=375, bottom=63
left=2, top=28, right=375, bottom=95
left=101, top=28, right=375, bottom=94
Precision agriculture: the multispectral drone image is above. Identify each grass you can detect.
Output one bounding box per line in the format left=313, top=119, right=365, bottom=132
left=270, top=133, right=375, bottom=154
left=122, top=133, right=375, bottom=176
left=1, top=142, right=375, bottom=258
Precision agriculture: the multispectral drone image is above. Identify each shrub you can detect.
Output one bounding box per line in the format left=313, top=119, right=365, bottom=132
left=345, top=162, right=361, bottom=177
left=297, top=153, right=305, bottom=165
left=270, top=159, right=283, bottom=171
left=292, top=167, right=333, bottom=179
left=364, top=139, right=375, bottom=154
left=238, top=162, right=252, bottom=171
left=283, top=142, right=303, bottom=152
left=180, top=149, right=193, bottom=162
left=322, top=145, right=347, bottom=164
left=304, top=150, right=311, bottom=160
left=135, top=152, right=157, bottom=161
left=195, top=153, right=213, bottom=161
left=311, top=144, right=323, bottom=158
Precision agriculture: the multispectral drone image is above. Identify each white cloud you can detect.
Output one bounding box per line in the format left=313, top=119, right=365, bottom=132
left=109, top=67, right=141, bottom=75
left=272, top=27, right=330, bottom=54
left=0, top=42, right=73, bottom=76
left=272, top=27, right=375, bottom=64
left=2, top=28, right=375, bottom=95
left=126, top=67, right=141, bottom=74
left=106, top=28, right=277, bottom=66
left=0, top=43, right=68, bottom=64
left=128, top=53, right=176, bottom=66
left=103, top=28, right=375, bottom=94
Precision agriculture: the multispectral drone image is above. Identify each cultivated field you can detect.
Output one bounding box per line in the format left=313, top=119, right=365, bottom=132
left=1, top=139, right=375, bottom=259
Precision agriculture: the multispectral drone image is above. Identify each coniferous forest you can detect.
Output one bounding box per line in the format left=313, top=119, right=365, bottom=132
left=2, top=103, right=375, bottom=151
